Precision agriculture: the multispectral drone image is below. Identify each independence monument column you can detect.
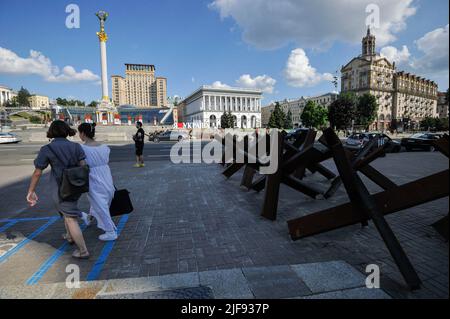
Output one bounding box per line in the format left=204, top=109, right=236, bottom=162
left=95, top=11, right=116, bottom=124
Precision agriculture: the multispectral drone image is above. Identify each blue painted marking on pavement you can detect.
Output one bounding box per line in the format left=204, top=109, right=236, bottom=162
left=26, top=224, right=88, bottom=286
left=86, top=214, right=129, bottom=281
left=0, top=216, right=59, bottom=264
left=0, top=221, right=18, bottom=233
left=0, top=217, right=55, bottom=223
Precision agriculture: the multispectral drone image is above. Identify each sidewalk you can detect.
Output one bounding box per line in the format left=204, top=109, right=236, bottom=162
left=0, top=150, right=448, bottom=299
left=0, top=260, right=391, bottom=299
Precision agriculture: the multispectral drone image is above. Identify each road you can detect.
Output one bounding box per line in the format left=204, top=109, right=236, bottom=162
left=0, top=141, right=181, bottom=166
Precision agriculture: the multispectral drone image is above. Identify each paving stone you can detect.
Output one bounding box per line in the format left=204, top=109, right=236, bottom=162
left=300, top=287, right=391, bottom=299
left=242, top=265, right=312, bottom=298
left=199, top=268, right=253, bottom=299
left=291, top=260, right=367, bottom=294
left=97, top=286, right=214, bottom=299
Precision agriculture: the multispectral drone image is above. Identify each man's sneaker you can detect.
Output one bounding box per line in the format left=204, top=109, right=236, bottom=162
left=133, top=164, right=141, bottom=168
left=140, top=163, right=145, bottom=167
left=99, top=231, right=118, bottom=241
left=81, top=212, right=91, bottom=227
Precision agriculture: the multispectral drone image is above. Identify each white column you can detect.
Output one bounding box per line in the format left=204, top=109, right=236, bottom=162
left=100, top=41, right=109, bottom=101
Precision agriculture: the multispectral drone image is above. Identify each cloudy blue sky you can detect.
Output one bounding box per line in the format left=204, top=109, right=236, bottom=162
left=0, top=0, right=448, bottom=105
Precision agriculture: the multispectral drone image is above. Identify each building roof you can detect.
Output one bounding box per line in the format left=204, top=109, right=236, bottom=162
left=182, top=86, right=263, bottom=104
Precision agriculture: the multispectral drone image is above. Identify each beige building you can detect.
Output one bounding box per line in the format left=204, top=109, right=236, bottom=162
left=393, top=72, right=438, bottom=123
left=341, top=28, right=438, bottom=130
left=437, top=92, right=449, bottom=119
left=261, top=93, right=338, bottom=127
left=111, top=64, right=168, bottom=108
left=28, top=94, right=50, bottom=110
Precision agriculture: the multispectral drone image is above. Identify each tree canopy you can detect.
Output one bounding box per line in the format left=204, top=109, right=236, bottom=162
left=56, top=97, right=86, bottom=106
left=268, top=103, right=286, bottom=129
left=220, top=111, right=235, bottom=129
left=17, top=87, right=31, bottom=107
left=300, top=101, right=328, bottom=129
left=356, top=93, right=379, bottom=129
left=328, top=92, right=358, bottom=131
left=284, top=109, right=294, bottom=130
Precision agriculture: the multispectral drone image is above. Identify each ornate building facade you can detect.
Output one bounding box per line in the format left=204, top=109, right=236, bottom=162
left=111, top=64, right=168, bottom=108
left=180, top=86, right=263, bottom=128
left=261, top=93, right=338, bottom=127
left=341, top=28, right=438, bottom=130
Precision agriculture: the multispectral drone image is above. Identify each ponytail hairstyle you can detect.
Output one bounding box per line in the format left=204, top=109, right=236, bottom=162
left=78, top=122, right=96, bottom=139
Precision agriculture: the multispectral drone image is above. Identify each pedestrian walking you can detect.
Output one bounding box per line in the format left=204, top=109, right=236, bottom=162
left=133, top=121, right=145, bottom=167
left=78, top=123, right=118, bottom=241
left=26, top=120, right=90, bottom=259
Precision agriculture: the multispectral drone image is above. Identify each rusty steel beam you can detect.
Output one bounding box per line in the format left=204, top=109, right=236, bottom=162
left=321, top=128, right=422, bottom=290
left=240, top=165, right=257, bottom=189
left=260, top=133, right=284, bottom=221
left=359, top=165, right=397, bottom=190
left=282, top=175, right=321, bottom=199
left=288, top=169, right=449, bottom=239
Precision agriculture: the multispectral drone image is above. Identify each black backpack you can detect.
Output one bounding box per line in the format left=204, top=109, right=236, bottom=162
left=48, top=144, right=90, bottom=202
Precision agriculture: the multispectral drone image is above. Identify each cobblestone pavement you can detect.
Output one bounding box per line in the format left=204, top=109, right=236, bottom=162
left=0, top=148, right=448, bottom=299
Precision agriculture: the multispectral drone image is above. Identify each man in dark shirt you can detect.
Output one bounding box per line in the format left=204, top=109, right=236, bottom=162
left=133, top=121, right=145, bottom=167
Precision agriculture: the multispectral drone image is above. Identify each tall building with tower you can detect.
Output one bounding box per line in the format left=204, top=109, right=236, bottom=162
left=341, top=28, right=438, bottom=131
left=111, top=64, right=167, bottom=108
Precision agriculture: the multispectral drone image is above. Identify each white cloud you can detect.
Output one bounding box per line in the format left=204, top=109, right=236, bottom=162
left=211, top=81, right=231, bottom=89
left=235, top=74, right=276, bottom=93
left=411, top=24, right=449, bottom=76
left=209, top=0, right=416, bottom=49
left=284, top=48, right=333, bottom=87
left=211, top=74, right=276, bottom=93
left=0, top=47, right=100, bottom=83
left=380, top=45, right=410, bottom=65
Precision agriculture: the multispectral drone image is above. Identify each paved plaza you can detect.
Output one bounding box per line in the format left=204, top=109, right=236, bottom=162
left=0, top=142, right=448, bottom=299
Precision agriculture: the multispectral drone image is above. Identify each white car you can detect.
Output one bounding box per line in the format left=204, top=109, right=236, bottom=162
left=0, top=133, right=21, bottom=144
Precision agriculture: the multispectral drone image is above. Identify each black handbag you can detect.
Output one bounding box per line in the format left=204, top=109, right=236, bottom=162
left=48, top=145, right=90, bottom=202
left=110, top=188, right=134, bottom=216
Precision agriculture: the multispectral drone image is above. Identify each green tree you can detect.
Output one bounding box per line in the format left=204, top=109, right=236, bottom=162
left=328, top=92, right=358, bottom=131
left=268, top=102, right=286, bottom=129
left=357, top=93, right=379, bottom=130
left=88, top=101, right=98, bottom=107
left=17, top=87, right=31, bottom=107
left=301, top=101, right=328, bottom=129
left=436, top=117, right=449, bottom=131
left=220, top=111, right=234, bottom=129
left=420, top=117, right=436, bottom=131
left=4, top=97, right=18, bottom=108
left=56, top=97, right=86, bottom=106
left=284, top=109, right=293, bottom=129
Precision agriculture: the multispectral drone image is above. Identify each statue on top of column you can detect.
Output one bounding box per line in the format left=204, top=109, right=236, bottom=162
left=96, top=11, right=109, bottom=42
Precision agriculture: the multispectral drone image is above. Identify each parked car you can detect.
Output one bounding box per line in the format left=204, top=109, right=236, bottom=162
left=0, top=132, right=21, bottom=144
left=401, top=133, right=443, bottom=152
left=344, top=132, right=401, bottom=153
left=285, top=128, right=310, bottom=142
left=151, top=130, right=190, bottom=143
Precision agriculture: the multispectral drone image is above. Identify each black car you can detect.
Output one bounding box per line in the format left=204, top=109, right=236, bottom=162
left=401, top=133, right=442, bottom=152
left=285, top=128, right=310, bottom=142
left=344, top=132, right=401, bottom=153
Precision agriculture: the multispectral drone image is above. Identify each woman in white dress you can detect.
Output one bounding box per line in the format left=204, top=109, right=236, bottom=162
left=78, top=123, right=117, bottom=241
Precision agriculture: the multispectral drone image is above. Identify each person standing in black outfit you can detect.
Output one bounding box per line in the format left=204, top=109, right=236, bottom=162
left=133, top=121, right=145, bottom=167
